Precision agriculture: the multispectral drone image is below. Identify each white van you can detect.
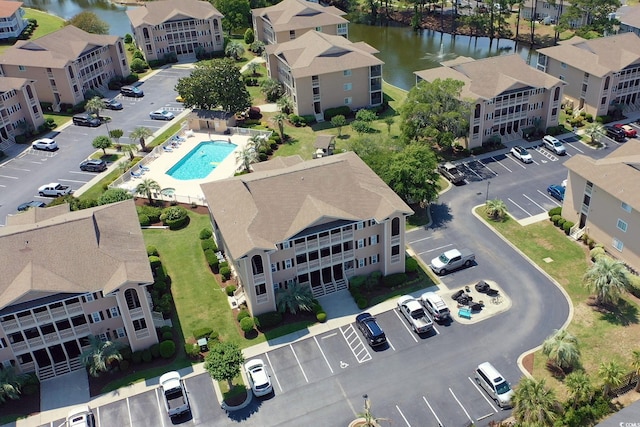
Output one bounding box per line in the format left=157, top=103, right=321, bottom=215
left=474, top=362, right=514, bottom=408
left=542, top=135, right=566, bottom=155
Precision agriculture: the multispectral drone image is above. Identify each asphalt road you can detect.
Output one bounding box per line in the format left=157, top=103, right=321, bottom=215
left=0, top=66, right=192, bottom=226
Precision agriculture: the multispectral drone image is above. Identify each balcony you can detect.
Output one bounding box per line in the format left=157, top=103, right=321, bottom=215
left=75, top=324, right=90, bottom=335
left=135, top=329, right=151, bottom=340
left=43, top=332, right=59, bottom=344
left=34, top=311, right=52, bottom=323
left=253, top=273, right=265, bottom=284
left=58, top=329, right=74, bottom=339
left=129, top=307, right=144, bottom=319
left=27, top=336, right=44, bottom=348
left=1, top=318, right=18, bottom=332
left=13, top=341, right=28, bottom=352
left=17, top=315, right=36, bottom=328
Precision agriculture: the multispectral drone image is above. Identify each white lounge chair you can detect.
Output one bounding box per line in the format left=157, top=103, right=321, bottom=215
left=131, top=170, right=143, bottom=178
left=163, top=145, right=173, bottom=152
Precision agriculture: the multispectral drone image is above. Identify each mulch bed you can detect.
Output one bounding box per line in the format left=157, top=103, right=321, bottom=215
left=134, top=198, right=210, bottom=218
left=1, top=388, right=40, bottom=419
left=522, top=353, right=534, bottom=375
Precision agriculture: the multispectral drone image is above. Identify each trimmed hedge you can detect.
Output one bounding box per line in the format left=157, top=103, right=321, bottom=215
left=237, top=309, right=250, bottom=322
left=199, top=228, right=213, bottom=239
left=349, top=276, right=366, bottom=288
left=316, top=312, right=327, bottom=323
left=193, top=327, right=213, bottom=339
left=132, top=350, right=143, bottom=364
left=548, top=207, right=562, bottom=218
left=204, top=249, right=219, bottom=270
left=405, top=257, right=419, bottom=273
left=160, top=325, right=172, bottom=334
left=185, top=342, right=200, bottom=358
left=148, top=256, right=161, bottom=269
left=226, top=285, right=237, bottom=296
left=220, top=266, right=231, bottom=280
left=255, top=311, right=283, bottom=329
left=590, top=246, right=606, bottom=261
left=142, top=349, right=152, bottom=363
left=159, top=340, right=176, bottom=358
left=150, top=344, right=160, bottom=359
left=563, top=221, right=574, bottom=235
left=137, top=205, right=162, bottom=223
left=138, top=214, right=150, bottom=227
left=356, top=297, right=368, bottom=309
left=119, top=359, right=130, bottom=372
left=551, top=214, right=562, bottom=225
left=324, top=106, right=351, bottom=121
left=160, top=206, right=189, bottom=230
left=147, top=245, right=159, bottom=256
left=201, top=239, right=217, bottom=252
left=162, top=331, right=173, bottom=341
left=382, top=273, right=408, bottom=288
left=240, top=317, right=255, bottom=333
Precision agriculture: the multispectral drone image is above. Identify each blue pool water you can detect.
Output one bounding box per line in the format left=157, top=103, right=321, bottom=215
left=166, top=141, right=237, bottom=180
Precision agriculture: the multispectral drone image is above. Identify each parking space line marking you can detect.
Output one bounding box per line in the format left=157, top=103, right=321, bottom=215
left=321, top=332, right=337, bottom=339
left=340, top=324, right=372, bottom=363
left=393, top=309, right=418, bottom=342
left=265, top=352, right=283, bottom=392
left=468, top=376, right=498, bottom=413
left=396, top=405, right=411, bottom=426
left=507, top=155, right=527, bottom=169
left=386, top=337, right=396, bottom=351
left=313, top=336, right=334, bottom=374
left=492, top=157, right=512, bottom=172
left=417, top=243, right=453, bottom=256
left=522, top=194, right=547, bottom=213
left=126, top=396, right=133, bottom=427
left=433, top=324, right=440, bottom=335
left=569, top=144, right=584, bottom=153
left=508, top=198, right=532, bottom=216
left=407, top=236, right=433, bottom=244
left=479, top=160, right=499, bottom=176
left=449, top=388, right=473, bottom=423
left=462, top=162, right=483, bottom=179
left=0, top=174, right=18, bottom=179
left=289, top=344, right=309, bottom=382
left=536, top=189, right=562, bottom=206
left=422, top=396, right=444, bottom=426
left=57, top=178, right=88, bottom=184
left=155, top=387, right=166, bottom=427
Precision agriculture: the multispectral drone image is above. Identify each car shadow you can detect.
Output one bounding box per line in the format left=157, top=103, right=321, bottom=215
left=169, top=411, right=193, bottom=425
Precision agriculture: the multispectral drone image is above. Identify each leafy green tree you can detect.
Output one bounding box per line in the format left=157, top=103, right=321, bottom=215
left=244, top=28, right=255, bottom=44
left=400, top=78, right=471, bottom=146
left=85, top=97, right=105, bottom=120
left=276, top=284, right=314, bottom=314
left=260, top=79, right=284, bottom=103
left=351, top=120, right=371, bottom=135
left=485, top=198, right=508, bottom=221
left=65, top=11, right=109, bottom=34
left=382, top=143, right=440, bottom=207
left=583, top=122, right=605, bottom=144
left=512, top=378, right=562, bottom=426
left=92, top=135, right=112, bottom=155
left=565, top=371, right=593, bottom=407
left=109, top=129, right=124, bottom=145
left=355, top=109, right=376, bottom=123
left=0, top=366, right=29, bottom=404
left=175, top=59, right=251, bottom=113
left=236, top=146, right=258, bottom=173
left=80, top=335, right=124, bottom=377
left=349, top=134, right=403, bottom=179
left=598, top=360, right=626, bottom=397
left=204, top=342, right=244, bottom=390
left=563, top=0, right=621, bottom=36
left=384, top=117, right=394, bottom=134
left=98, top=188, right=133, bottom=205
left=129, top=127, right=153, bottom=151
left=542, top=329, right=581, bottom=373
left=136, top=178, right=161, bottom=204
left=331, top=115, right=347, bottom=136
left=272, top=113, right=286, bottom=138
left=225, top=41, right=245, bottom=61
left=583, top=256, right=630, bottom=305
left=130, top=58, right=149, bottom=73
left=214, top=0, right=250, bottom=35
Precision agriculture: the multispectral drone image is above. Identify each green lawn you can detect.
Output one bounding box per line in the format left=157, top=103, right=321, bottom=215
left=0, top=9, right=63, bottom=55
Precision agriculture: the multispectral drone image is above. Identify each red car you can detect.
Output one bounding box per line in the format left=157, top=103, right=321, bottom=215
left=614, top=123, right=637, bottom=138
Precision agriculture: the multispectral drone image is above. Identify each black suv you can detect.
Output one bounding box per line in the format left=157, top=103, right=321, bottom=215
left=73, top=113, right=101, bottom=127
left=356, top=313, right=387, bottom=347
left=605, top=125, right=626, bottom=142
left=120, top=85, right=144, bottom=98
left=79, top=159, right=107, bottom=172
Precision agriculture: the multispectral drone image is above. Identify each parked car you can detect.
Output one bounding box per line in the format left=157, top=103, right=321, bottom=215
left=542, top=135, right=566, bottom=155
left=175, top=95, right=185, bottom=103
left=17, top=201, right=46, bottom=211
left=72, top=113, right=101, bottom=127
left=475, top=362, right=514, bottom=408
left=104, top=98, right=123, bottom=110
left=150, top=109, right=175, bottom=120
left=547, top=184, right=565, bottom=201
left=437, top=162, right=465, bottom=184
left=613, top=124, right=636, bottom=138
left=120, top=85, right=144, bottom=97
left=421, top=292, right=451, bottom=323
left=38, top=182, right=73, bottom=197
left=32, top=137, right=57, bottom=151
left=606, top=125, right=627, bottom=142
left=510, top=145, right=532, bottom=163
left=66, top=405, right=96, bottom=427
left=397, top=295, right=433, bottom=334
left=356, top=312, right=387, bottom=347
left=430, top=248, right=475, bottom=275
left=245, top=359, right=273, bottom=397
left=159, top=371, right=190, bottom=418
left=79, top=159, right=107, bottom=172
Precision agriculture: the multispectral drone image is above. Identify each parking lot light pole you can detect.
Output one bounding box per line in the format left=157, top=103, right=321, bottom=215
left=486, top=180, right=491, bottom=202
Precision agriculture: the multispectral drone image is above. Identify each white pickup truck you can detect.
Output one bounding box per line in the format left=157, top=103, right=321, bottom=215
left=159, top=371, right=190, bottom=418
left=430, top=248, right=475, bottom=275
left=38, top=182, right=72, bottom=197
left=397, top=295, right=433, bottom=334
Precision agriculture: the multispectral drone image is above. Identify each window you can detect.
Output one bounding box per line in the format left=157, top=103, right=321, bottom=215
left=358, top=258, right=366, bottom=268
left=252, top=255, right=264, bottom=275
left=344, top=97, right=352, bottom=105
left=621, top=202, right=632, bottom=213
left=357, top=239, right=365, bottom=249
left=315, top=26, right=322, bottom=32
left=132, top=319, right=147, bottom=331
left=89, top=312, right=103, bottom=323
left=116, top=328, right=127, bottom=338
left=344, top=83, right=352, bottom=91
left=282, top=241, right=290, bottom=249
left=84, top=293, right=95, bottom=302
left=284, top=259, right=293, bottom=269
left=617, top=219, right=628, bottom=232
left=561, top=62, right=567, bottom=69
left=98, top=333, right=109, bottom=342
left=271, top=263, right=278, bottom=272
left=108, top=307, right=120, bottom=318
left=344, top=70, right=352, bottom=77
left=370, top=254, right=379, bottom=264
left=356, top=221, right=364, bottom=230
left=370, top=235, right=378, bottom=245
left=612, top=238, right=624, bottom=252
left=559, top=75, right=565, bottom=81
left=255, top=283, right=266, bottom=295
left=391, top=245, right=400, bottom=256
left=391, top=217, right=400, bottom=236
left=18, top=65, right=25, bottom=71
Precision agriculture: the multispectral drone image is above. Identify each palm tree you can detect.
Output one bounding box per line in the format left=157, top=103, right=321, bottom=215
left=598, top=360, right=626, bottom=397
left=121, top=144, right=138, bottom=161
left=358, top=394, right=391, bottom=426
left=79, top=335, right=124, bottom=377
left=565, top=371, right=593, bottom=407
left=236, top=146, right=258, bottom=173
left=542, top=329, right=580, bottom=372
left=276, top=284, right=314, bottom=314
left=384, top=117, right=394, bottom=135
left=583, top=122, right=605, bottom=144
left=485, top=198, right=508, bottom=221
left=272, top=113, right=286, bottom=139
left=0, top=366, right=29, bottom=404
left=136, top=178, right=161, bottom=204
left=249, top=134, right=269, bottom=153
left=85, top=96, right=106, bottom=120
left=247, top=61, right=260, bottom=77
left=277, top=96, right=293, bottom=115
left=512, top=377, right=562, bottom=426
left=583, top=256, right=630, bottom=305
left=225, top=41, right=245, bottom=61
left=631, top=349, right=640, bottom=392
left=129, top=126, right=153, bottom=151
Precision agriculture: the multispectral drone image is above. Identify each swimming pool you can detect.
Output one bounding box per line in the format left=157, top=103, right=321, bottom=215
left=166, top=141, right=237, bottom=180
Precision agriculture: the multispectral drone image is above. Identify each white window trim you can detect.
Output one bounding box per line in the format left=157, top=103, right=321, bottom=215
left=284, top=259, right=293, bottom=269
left=91, top=312, right=102, bottom=323
left=109, top=307, right=120, bottom=318
left=621, top=202, right=632, bottom=213
left=116, top=328, right=126, bottom=338
left=371, top=235, right=378, bottom=245
left=344, top=97, right=352, bottom=105
left=357, top=239, right=365, bottom=249
left=344, top=83, right=352, bottom=91
left=371, top=254, right=379, bottom=264
left=617, top=219, right=628, bottom=232
left=84, top=293, right=95, bottom=302
left=358, top=258, right=365, bottom=268
left=612, top=238, right=624, bottom=252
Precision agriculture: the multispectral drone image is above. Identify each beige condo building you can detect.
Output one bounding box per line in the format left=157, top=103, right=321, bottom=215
left=127, top=0, right=224, bottom=62
left=0, top=201, right=160, bottom=380
left=0, top=1, right=29, bottom=41
left=0, top=77, right=45, bottom=144
left=415, top=54, right=565, bottom=149
left=200, top=152, right=413, bottom=316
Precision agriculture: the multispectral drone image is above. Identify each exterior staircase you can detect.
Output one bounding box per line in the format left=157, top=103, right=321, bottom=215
left=570, top=223, right=586, bottom=240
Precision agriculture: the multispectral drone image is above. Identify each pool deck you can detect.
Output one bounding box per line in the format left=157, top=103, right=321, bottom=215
left=120, top=131, right=253, bottom=202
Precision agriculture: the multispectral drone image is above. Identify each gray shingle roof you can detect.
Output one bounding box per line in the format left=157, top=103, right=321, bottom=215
left=0, top=76, right=31, bottom=92
left=0, top=200, right=153, bottom=310
left=127, top=0, right=222, bottom=27
left=619, top=5, right=640, bottom=29
left=0, top=1, right=22, bottom=17
left=252, top=0, right=347, bottom=32
left=200, top=152, right=413, bottom=259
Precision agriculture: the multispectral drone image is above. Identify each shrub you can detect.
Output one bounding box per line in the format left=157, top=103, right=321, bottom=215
left=563, top=221, right=574, bottom=235
left=255, top=311, right=283, bottom=329
left=219, top=261, right=229, bottom=270
left=142, top=349, right=152, bottom=363
left=324, top=106, right=351, bottom=121
left=316, top=312, right=327, bottom=323
left=148, top=256, right=161, bottom=269
left=201, top=239, right=217, bottom=252
left=159, top=340, right=176, bottom=358
left=248, top=106, right=261, bottom=119
left=150, top=344, right=160, bottom=359
left=590, top=246, right=606, bottom=261
left=147, top=245, right=159, bottom=256
left=288, top=114, right=305, bottom=126
left=130, top=58, right=148, bottom=73
left=204, top=249, right=219, bottom=269
left=153, top=279, right=167, bottom=293
left=240, top=317, right=255, bottom=333
left=209, top=331, right=220, bottom=341
left=199, top=228, right=213, bottom=239
left=557, top=218, right=566, bottom=228
left=244, top=28, right=255, bottom=44
left=160, top=325, right=172, bottom=335
left=137, top=205, right=162, bottom=223
left=356, top=297, right=368, bottom=309
left=551, top=214, right=562, bottom=225
left=349, top=276, right=366, bottom=289
left=382, top=273, right=408, bottom=288
left=162, top=331, right=173, bottom=341
left=193, top=327, right=213, bottom=339
left=160, top=206, right=189, bottom=230
left=237, top=309, right=250, bottom=322
left=138, top=214, right=150, bottom=226
left=405, top=257, right=419, bottom=273
left=548, top=206, right=562, bottom=217
left=301, top=115, right=316, bottom=125
left=119, top=359, right=130, bottom=372
left=225, top=285, right=237, bottom=296
left=185, top=343, right=200, bottom=359
left=220, top=266, right=231, bottom=280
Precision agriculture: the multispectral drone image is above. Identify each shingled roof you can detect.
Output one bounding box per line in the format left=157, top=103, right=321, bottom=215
left=0, top=1, right=23, bottom=18
left=200, top=152, right=413, bottom=260
left=0, top=200, right=153, bottom=310
left=0, top=76, right=32, bottom=92
left=127, top=0, right=222, bottom=27
left=253, top=0, right=347, bottom=32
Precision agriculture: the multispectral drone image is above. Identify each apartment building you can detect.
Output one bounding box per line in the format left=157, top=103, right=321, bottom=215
left=127, top=0, right=224, bottom=62
left=200, top=152, right=413, bottom=316
left=563, top=139, right=640, bottom=273
left=0, top=201, right=159, bottom=380
left=252, top=0, right=348, bottom=45
left=414, top=54, right=565, bottom=150
left=0, top=77, right=45, bottom=144
left=0, top=1, right=28, bottom=41
left=536, top=33, right=640, bottom=116
left=520, top=0, right=587, bottom=28
left=618, top=6, right=640, bottom=37
left=0, top=25, right=129, bottom=110
left=265, top=31, right=383, bottom=119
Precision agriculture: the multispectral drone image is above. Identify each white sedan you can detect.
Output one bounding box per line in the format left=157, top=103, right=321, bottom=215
left=149, top=109, right=175, bottom=120
left=32, top=137, right=58, bottom=151
left=510, top=145, right=532, bottom=163
left=245, top=359, right=272, bottom=397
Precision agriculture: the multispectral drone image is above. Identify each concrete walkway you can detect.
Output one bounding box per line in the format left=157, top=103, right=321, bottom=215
left=40, top=370, right=89, bottom=412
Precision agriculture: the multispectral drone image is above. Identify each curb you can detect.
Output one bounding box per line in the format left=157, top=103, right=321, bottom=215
left=220, top=389, right=253, bottom=412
